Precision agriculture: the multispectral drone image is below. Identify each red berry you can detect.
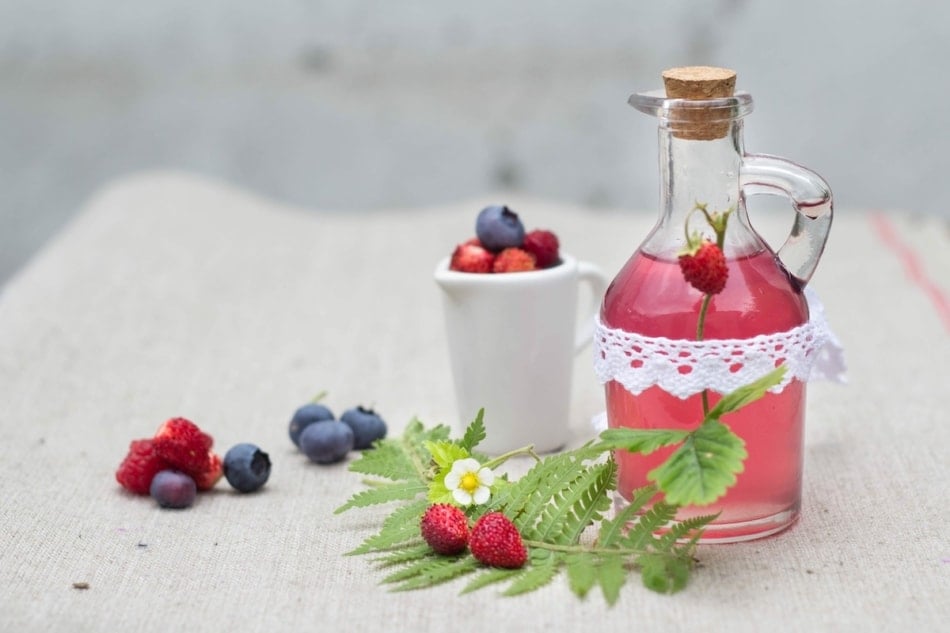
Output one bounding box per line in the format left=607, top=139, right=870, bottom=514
left=492, top=247, right=536, bottom=273
left=420, top=504, right=470, bottom=555
left=678, top=240, right=728, bottom=295
left=450, top=241, right=495, bottom=273
left=193, top=451, right=223, bottom=491
left=469, top=512, right=527, bottom=568
left=152, top=417, right=215, bottom=481
left=522, top=229, right=560, bottom=269
left=116, top=438, right=171, bottom=495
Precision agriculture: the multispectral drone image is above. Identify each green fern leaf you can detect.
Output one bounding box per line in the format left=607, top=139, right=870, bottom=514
left=656, top=513, right=718, bottom=551
left=565, top=552, right=598, bottom=598
left=458, top=409, right=487, bottom=452
left=489, top=444, right=605, bottom=523
left=638, top=552, right=690, bottom=594
left=460, top=568, right=523, bottom=594
left=381, top=555, right=448, bottom=584
left=517, top=455, right=585, bottom=536
left=596, top=554, right=627, bottom=606
left=648, top=419, right=746, bottom=506
left=402, top=418, right=452, bottom=467
left=372, top=542, right=432, bottom=568
left=348, top=498, right=429, bottom=555
left=502, top=555, right=561, bottom=596
left=676, top=530, right=706, bottom=562
left=529, top=461, right=616, bottom=544
left=335, top=481, right=428, bottom=514
left=621, top=500, right=678, bottom=550
left=347, top=417, right=450, bottom=483
left=597, top=485, right=657, bottom=547
left=560, top=460, right=616, bottom=544
left=388, top=557, right=480, bottom=592
left=486, top=479, right=533, bottom=520
left=598, top=428, right=690, bottom=454
left=483, top=454, right=554, bottom=517
left=503, top=452, right=585, bottom=530
left=348, top=440, right=422, bottom=482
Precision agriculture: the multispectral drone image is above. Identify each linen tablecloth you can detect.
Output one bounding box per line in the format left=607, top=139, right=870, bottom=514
left=1, top=171, right=947, bottom=632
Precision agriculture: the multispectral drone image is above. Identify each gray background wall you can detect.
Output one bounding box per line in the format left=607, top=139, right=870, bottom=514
left=2, top=1, right=947, bottom=285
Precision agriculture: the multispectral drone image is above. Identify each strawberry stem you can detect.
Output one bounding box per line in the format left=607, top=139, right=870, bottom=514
left=696, top=294, right=712, bottom=415
left=691, top=202, right=731, bottom=417
left=683, top=204, right=706, bottom=248
left=695, top=202, right=714, bottom=228
left=521, top=539, right=691, bottom=559
left=482, top=446, right=542, bottom=471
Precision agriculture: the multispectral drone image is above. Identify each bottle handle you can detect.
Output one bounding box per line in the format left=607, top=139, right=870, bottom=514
left=740, top=153, right=833, bottom=286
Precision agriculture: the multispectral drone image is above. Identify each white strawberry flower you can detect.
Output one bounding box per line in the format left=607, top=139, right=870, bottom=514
left=444, top=457, right=495, bottom=506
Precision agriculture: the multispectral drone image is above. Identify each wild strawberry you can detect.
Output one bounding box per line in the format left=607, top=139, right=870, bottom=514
left=522, top=229, right=560, bottom=269
left=678, top=239, right=728, bottom=295
left=116, top=438, right=171, bottom=495
left=450, top=241, right=495, bottom=273
left=492, top=247, right=536, bottom=273
left=152, top=417, right=215, bottom=479
left=193, top=451, right=223, bottom=491
left=420, top=504, right=470, bottom=555
left=469, top=512, right=527, bottom=568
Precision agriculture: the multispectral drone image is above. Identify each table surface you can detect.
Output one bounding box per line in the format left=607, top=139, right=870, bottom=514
left=2, top=172, right=948, bottom=633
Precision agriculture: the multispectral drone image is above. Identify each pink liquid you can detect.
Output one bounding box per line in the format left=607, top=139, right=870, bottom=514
left=601, top=249, right=808, bottom=541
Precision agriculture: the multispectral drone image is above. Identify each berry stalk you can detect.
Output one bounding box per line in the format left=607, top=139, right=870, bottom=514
left=481, top=445, right=542, bottom=471
left=696, top=294, right=714, bottom=414
left=681, top=202, right=732, bottom=416
left=521, top=539, right=667, bottom=557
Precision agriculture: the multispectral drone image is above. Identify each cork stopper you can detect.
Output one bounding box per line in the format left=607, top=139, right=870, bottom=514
left=662, top=66, right=736, bottom=140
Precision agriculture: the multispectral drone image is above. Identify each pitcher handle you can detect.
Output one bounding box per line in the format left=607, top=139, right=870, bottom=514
left=574, top=262, right=608, bottom=354
left=740, top=153, right=833, bottom=286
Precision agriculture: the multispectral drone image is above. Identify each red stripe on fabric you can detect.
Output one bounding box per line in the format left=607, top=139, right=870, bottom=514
left=869, top=213, right=950, bottom=333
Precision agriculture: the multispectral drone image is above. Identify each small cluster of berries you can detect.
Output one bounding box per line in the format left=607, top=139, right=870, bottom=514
left=449, top=205, right=560, bottom=274
left=420, top=504, right=527, bottom=569
left=288, top=398, right=388, bottom=464
left=115, top=417, right=271, bottom=508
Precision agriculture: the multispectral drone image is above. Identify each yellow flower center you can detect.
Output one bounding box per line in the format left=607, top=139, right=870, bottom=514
left=460, top=472, right=480, bottom=493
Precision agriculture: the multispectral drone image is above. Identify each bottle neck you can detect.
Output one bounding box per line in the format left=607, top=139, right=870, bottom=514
left=642, top=121, right=761, bottom=257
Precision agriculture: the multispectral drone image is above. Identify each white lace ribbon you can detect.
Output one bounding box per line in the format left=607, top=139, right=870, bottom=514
left=592, top=287, right=846, bottom=400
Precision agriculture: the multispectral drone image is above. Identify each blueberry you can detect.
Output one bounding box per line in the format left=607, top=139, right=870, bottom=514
left=288, top=402, right=334, bottom=447
left=475, top=205, right=525, bottom=251
left=150, top=470, right=197, bottom=509
left=299, top=420, right=354, bottom=464
left=223, top=443, right=272, bottom=493
left=340, top=406, right=388, bottom=450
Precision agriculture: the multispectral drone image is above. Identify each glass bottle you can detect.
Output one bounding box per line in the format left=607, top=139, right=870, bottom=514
left=600, top=67, right=832, bottom=542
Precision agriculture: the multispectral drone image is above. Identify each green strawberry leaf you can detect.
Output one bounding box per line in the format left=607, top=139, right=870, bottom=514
left=423, top=440, right=469, bottom=470
left=598, top=428, right=690, bottom=455
left=706, top=365, right=787, bottom=420
left=426, top=479, right=455, bottom=504
left=647, top=419, right=747, bottom=506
